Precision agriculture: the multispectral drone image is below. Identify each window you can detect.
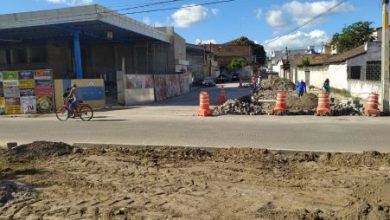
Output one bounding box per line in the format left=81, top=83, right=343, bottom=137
left=350, top=66, right=361, bottom=79
left=366, top=61, right=381, bottom=81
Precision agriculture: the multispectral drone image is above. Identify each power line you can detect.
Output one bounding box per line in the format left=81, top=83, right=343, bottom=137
left=0, top=0, right=235, bottom=29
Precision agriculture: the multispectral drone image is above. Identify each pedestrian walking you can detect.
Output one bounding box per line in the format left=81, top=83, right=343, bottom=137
left=297, top=80, right=306, bottom=97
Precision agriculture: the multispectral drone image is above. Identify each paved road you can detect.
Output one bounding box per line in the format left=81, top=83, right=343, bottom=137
left=1, top=84, right=390, bottom=152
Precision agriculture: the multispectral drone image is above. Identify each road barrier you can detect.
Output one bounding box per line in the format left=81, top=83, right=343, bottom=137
left=217, top=86, right=227, bottom=105
left=364, top=92, right=380, bottom=117
left=273, top=90, right=288, bottom=115
left=198, top=92, right=212, bottom=117
left=316, top=92, right=330, bottom=116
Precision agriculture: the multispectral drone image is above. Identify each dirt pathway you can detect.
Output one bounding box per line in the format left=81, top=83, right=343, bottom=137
left=1, top=142, right=390, bottom=219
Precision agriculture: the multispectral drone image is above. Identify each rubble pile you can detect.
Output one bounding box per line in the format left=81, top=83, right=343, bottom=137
left=214, top=76, right=365, bottom=116
left=331, top=100, right=363, bottom=116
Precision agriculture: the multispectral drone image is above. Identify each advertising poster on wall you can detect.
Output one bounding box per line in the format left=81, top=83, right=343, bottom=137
left=36, top=80, right=53, bottom=113
left=0, top=97, right=4, bottom=114
left=19, top=80, right=35, bottom=89
left=34, top=69, right=52, bottom=80
left=36, top=96, right=53, bottom=113
left=20, top=96, right=37, bottom=114
left=35, top=80, right=53, bottom=97
left=19, top=71, right=34, bottom=80
left=5, top=98, right=20, bottom=114
left=2, top=71, right=18, bottom=81
left=3, top=86, right=20, bottom=98
left=20, top=89, right=35, bottom=97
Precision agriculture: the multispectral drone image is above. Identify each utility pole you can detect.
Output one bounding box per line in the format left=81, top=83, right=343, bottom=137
left=209, top=42, right=212, bottom=76
left=382, top=0, right=390, bottom=112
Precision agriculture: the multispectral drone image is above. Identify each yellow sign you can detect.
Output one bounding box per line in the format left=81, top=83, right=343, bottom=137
left=5, top=105, right=20, bottom=114
left=0, top=98, right=4, bottom=107
left=19, top=80, right=35, bottom=89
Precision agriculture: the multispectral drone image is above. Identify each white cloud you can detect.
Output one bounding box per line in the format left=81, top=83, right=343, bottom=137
left=266, top=10, right=291, bottom=28
left=263, top=30, right=329, bottom=51
left=211, top=8, right=219, bottom=16
left=195, top=39, right=217, bottom=45
left=283, top=0, right=355, bottom=25
left=142, top=17, right=151, bottom=25
left=255, top=8, right=262, bottom=20
left=154, top=22, right=165, bottom=27
left=46, top=0, right=92, bottom=6
left=171, top=4, right=208, bottom=28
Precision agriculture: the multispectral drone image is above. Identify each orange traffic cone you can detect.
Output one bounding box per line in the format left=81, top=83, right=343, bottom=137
left=198, top=92, right=212, bottom=116
left=238, top=79, right=243, bottom=88
left=316, top=92, right=330, bottom=116
left=364, top=92, right=380, bottom=117
left=217, top=86, right=227, bottom=105
left=273, top=91, right=288, bottom=115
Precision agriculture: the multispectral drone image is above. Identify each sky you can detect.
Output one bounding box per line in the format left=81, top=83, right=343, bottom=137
left=0, top=0, right=384, bottom=52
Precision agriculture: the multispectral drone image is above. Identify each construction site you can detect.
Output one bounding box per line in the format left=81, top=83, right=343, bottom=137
left=1, top=0, right=390, bottom=220
left=1, top=142, right=390, bottom=219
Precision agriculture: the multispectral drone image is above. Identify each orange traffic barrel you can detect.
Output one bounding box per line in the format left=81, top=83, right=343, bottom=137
left=198, top=92, right=212, bottom=116
left=364, top=92, right=380, bottom=117
left=273, top=90, right=288, bottom=115
left=217, top=86, right=227, bottom=105
left=316, top=92, right=330, bottom=116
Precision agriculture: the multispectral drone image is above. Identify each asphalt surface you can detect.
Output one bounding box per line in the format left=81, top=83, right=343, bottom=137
left=1, top=83, right=390, bottom=152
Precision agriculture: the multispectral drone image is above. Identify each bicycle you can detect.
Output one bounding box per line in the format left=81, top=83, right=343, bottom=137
left=55, top=99, right=94, bottom=121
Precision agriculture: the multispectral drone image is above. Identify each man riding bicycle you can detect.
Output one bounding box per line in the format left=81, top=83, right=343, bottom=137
left=64, top=84, right=79, bottom=116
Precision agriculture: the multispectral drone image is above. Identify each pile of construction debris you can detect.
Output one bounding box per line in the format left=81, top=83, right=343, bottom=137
left=213, top=76, right=364, bottom=116
left=331, top=99, right=363, bottom=116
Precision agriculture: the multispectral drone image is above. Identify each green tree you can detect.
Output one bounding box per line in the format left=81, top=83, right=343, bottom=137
left=332, top=21, right=374, bottom=54
left=228, top=57, right=247, bottom=71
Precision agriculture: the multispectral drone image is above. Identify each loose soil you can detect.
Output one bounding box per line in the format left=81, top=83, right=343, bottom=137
left=1, top=142, right=390, bottom=219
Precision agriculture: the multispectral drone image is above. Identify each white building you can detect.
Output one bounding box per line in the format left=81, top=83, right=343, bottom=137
left=291, top=42, right=382, bottom=99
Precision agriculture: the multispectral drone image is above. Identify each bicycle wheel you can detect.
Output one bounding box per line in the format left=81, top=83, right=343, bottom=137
left=56, top=106, right=70, bottom=121
left=79, top=105, right=94, bottom=121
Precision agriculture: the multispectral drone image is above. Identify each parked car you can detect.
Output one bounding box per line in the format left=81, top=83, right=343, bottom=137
left=232, top=73, right=240, bottom=81
left=202, top=77, right=216, bottom=87
left=215, top=74, right=229, bottom=83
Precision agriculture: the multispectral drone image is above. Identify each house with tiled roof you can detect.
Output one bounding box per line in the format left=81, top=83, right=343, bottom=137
left=287, top=41, right=382, bottom=99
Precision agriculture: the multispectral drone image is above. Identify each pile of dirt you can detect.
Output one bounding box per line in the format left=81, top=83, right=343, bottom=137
left=1, top=143, right=390, bottom=219
left=261, top=76, right=296, bottom=91
left=286, top=93, right=318, bottom=114
left=4, top=141, right=73, bottom=163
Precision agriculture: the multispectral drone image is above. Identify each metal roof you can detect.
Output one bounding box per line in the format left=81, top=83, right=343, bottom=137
left=0, top=4, right=171, bottom=43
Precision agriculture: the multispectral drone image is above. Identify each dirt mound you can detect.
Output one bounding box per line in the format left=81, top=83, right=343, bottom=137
left=323, top=151, right=390, bottom=167
left=261, top=76, right=296, bottom=91
left=0, top=181, right=34, bottom=208
left=4, top=141, right=73, bottom=163
left=256, top=202, right=325, bottom=220
left=287, top=93, right=318, bottom=111
left=1, top=143, right=390, bottom=219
